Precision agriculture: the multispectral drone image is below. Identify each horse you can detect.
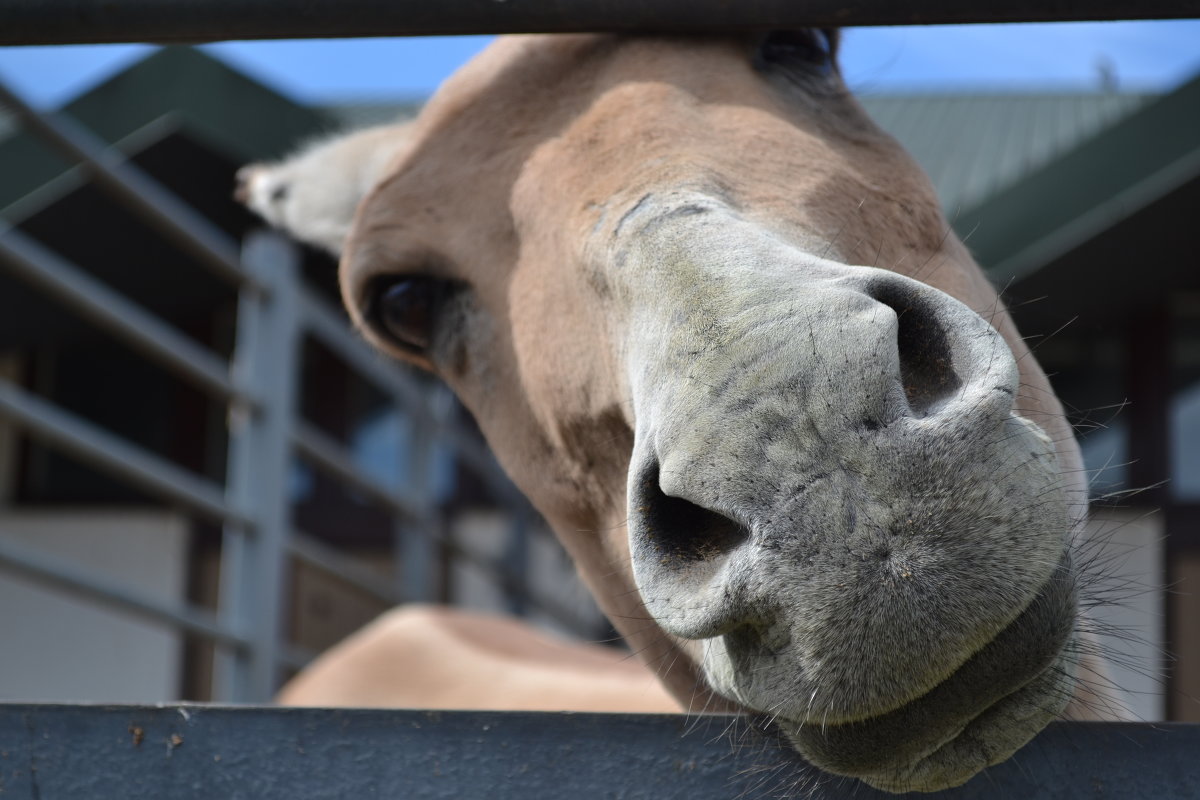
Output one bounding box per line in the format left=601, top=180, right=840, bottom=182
left=238, top=31, right=1125, bottom=793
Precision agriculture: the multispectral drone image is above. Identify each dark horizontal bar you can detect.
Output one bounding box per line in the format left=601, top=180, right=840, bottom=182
left=298, top=288, right=524, bottom=507
left=2, top=705, right=1198, bottom=799
left=0, top=1, right=1197, bottom=46
left=291, top=420, right=426, bottom=522
left=290, top=421, right=592, bottom=633
left=288, top=528, right=402, bottom=607
left=0, top=378, right=251, bottom=528
left=0, top=81, right=258, bottom=293
left=0, top=539, right=249, bottom=650
left=296, top=287, right=432, bottom=415
left=0, top=224, right=250, bottom=407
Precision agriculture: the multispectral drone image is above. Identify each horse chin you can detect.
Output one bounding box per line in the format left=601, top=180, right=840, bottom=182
left=771, top=649, right=1074, bottom=793
left=747, top=558, right=1078, bottom=793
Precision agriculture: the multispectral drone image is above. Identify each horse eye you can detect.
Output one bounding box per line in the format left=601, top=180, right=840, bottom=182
left=758, top=29, right=836, bottom=76
left=370, top=276, right=452, bottom=354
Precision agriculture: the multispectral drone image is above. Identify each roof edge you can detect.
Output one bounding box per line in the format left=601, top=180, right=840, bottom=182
left=955, top=70, right=1200, bottom=286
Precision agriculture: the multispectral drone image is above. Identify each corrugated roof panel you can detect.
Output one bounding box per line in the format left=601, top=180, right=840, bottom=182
left=1023, top=98, right=1060, bottom=177
left=914, top=97, right=965, bottom=203
left=858, top=91, right=1155, bottom=213
left=963, top=98, right=1012, bottom=208
left=988, top=97, right=1039, bottom=203
left=954, top=71, right=1200, bottom=281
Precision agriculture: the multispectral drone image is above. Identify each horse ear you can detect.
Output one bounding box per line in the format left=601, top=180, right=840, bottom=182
left=754, top=29, right=841, bottom=78
left=235, top=121, right=415, bottom=257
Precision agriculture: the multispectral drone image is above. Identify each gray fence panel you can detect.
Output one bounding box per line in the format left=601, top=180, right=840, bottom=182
left=215, top=232, right=303, bottom=702
left=0, top=706, right=1196, bottom=799
left=0, top=57, right=583, bottom=703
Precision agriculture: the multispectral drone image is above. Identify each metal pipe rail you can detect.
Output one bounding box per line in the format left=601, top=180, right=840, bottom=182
left=0, top=378, right=250, bottom=528
left=0, top=81, right=258, bottom=294
left=292, top=420, right=427, bottom=521
left=292, top=420, right=593, bottom=633
left=0, top=226, right=576, bottom=697
left=299, top=284, right=535, bottom=516
left=0, top=224, right=252, bottom=407
left=288, top=530, right=402, bottom=607
left=1, top=0, right=1197, bottom=45
left=0, top=539, right=250, bottom=650
left=0, top=55, right=602, bottom=700
left=0, top=230, right=565, bottom=696
left=3, top=705, right=1198, bottom=799
left=298, top=286, right=505, bottom=486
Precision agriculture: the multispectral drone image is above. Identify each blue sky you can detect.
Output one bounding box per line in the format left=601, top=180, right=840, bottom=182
left=0, top=21, right=1198, bottom=108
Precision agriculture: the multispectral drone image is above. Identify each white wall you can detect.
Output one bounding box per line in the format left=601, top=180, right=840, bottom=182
left=0, top=510, right=189, bottom=703
left=1082, top=506, right=1166, bottom=721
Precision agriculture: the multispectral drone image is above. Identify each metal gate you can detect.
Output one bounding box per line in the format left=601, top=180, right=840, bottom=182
left=0, top=78, right=586, bottom=702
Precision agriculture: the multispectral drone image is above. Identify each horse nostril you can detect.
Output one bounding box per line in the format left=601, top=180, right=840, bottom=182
left=634, top=461, right=749, bottom=564
left=867, top=279, right=962, bottom=417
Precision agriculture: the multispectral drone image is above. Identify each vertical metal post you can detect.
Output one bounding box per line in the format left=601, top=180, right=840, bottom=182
left=504, top=510, right=530, bottom=617
left=1124, top=303, right=1174, bottom=713
left=0, top=355, right=20, bottom=505
left=1128, top=307, right=1170, bottom=505
left=215, top=231, right=300, bottom=702
left=396, top=390, right=439, bottom=603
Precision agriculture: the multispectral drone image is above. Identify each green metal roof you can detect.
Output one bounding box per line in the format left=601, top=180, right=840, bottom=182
left=949, top=70, right=1200, bottom=285
left=857, top=91, right=1156, bottom=214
